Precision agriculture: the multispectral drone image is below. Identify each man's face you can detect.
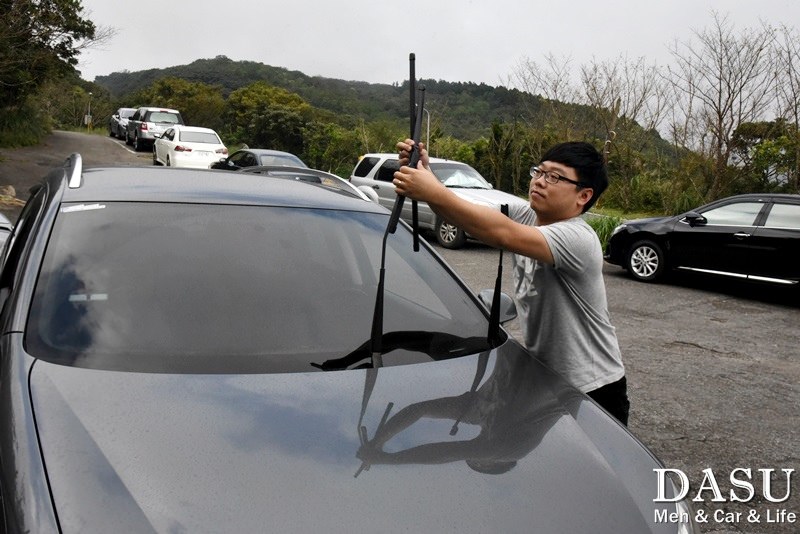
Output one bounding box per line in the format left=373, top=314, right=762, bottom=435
left=528, top=161, right=593, bottom=222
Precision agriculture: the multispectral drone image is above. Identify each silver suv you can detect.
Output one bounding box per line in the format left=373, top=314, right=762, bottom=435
left=350, top=153, right=526, bottom=248
left=126, top=106, right=184, bottom=152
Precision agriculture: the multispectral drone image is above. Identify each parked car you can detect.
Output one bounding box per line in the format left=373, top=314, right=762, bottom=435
left=0, top=154, right=696, bottom=533
left=350, top=153, right=527, bottom=249
left=0, top=212, right=13, bottom=257
left=153, top=125, right=228, bottom=168
left=107, top=107, right=136, bottom=140
left=125, top=106, right=184, bottom=152
left=605, top=193, right=800, bottom=285
left=209, top=148, right=307, bottom=170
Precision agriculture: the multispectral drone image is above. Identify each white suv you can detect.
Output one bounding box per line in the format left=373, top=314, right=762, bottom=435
left=350, top=153, right=526, bottom=248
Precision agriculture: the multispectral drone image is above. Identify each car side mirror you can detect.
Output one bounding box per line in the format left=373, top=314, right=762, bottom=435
left=684, top=211, right=706, bottom=226
left=357, top=185, right=380, bottom=203
left=478, top=289, right=517, bottom=323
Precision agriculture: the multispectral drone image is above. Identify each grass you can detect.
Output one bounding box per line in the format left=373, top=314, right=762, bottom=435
left=584, top=212, right=625, bottom=253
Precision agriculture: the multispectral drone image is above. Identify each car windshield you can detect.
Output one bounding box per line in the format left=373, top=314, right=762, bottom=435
left=430, top=162, right=491, bottom=189
left=26, top=202, right=492, bottom=374
left=179, top=131, right=221, bottom=144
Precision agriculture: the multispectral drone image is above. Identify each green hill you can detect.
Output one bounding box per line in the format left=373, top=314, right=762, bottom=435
left=95, top=56, right=544, bottom=141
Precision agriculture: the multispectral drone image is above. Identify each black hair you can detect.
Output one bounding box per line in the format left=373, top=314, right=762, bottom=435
left=541, top=141, right=608, bottom=213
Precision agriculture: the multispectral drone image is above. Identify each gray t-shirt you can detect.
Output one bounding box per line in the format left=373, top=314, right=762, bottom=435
left=508, top=203, right=624, bottom=393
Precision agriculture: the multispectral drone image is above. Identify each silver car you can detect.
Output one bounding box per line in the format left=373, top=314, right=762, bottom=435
left=125, top=106, right=184, bottom=152
left=350, top=153, right=527, bottom=248
left=0, top=155, right=697, bottom=533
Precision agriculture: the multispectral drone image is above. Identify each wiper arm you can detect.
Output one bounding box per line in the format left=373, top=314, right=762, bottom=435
left=311, top=331, right=491, bottom=372
left=366, top=53, right=425, bottom=370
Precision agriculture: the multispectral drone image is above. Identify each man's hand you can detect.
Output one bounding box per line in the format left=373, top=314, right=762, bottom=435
left=397, top=138, right=430, bottom=169
left=394, top=139, right=444, bottom=203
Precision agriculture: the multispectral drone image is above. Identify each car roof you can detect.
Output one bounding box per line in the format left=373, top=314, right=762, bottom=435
left=360, top=153, right=465, bottom=165
left=238, top=148, right=302, bottom=157
left=170, top=125, right=219, bottom=134
left=54, top=157, right=383, bottom=213
left=722, top=193, right=800, bottom=203
left=139, top=106, right=180, bottom=113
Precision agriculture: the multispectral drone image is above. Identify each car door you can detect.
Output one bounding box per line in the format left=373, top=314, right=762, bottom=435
left=668, top=200, right=767, bottom=276
left=365, top=159, right=401, bottom=211
left=157, top=128, right=174, bottom=163
left=746, top=201, right=800, bottom=283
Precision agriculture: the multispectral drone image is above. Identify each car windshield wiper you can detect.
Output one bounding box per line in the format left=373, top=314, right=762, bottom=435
left=445, top=185, right=490, bottom=189
left=310, top=331, right=491, bottom=372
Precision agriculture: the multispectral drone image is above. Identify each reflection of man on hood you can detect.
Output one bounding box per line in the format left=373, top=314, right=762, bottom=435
left=356, top=350, right=567, bottom=475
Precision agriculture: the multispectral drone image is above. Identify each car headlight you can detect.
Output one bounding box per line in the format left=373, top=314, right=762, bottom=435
left=610, top=223, right=627, bottom=237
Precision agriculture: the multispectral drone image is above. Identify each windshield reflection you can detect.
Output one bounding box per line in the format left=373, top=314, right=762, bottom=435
left=353, top=349, right=567, bottom=477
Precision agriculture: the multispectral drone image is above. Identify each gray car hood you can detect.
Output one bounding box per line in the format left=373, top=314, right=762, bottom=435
left=31, top=346, right=669, bottom=533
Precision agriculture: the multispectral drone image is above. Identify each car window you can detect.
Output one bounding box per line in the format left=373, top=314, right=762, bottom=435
left=700, top=202, right=763, bottom=226
left=26, top=202, right=490, bottom=374
left=162, top=128, right=174, bottom=141
left=229, top=151, right=247, bottom=165
left=375, top=160, right=400, bottom=182
left=258, top=154, right=305, bottom=167
left=147, top=111, right=181, bottom=124
left=179, top=131, right=221, bottom=144
left=763, top=203, right=800, bottom=229
left=353, top=157, right=380, bottom=177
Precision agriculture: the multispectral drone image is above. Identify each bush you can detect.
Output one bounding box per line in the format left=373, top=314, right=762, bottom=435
left=585, top=214, right=624, bottom=253
left=0, top=100, right=51, bottom=147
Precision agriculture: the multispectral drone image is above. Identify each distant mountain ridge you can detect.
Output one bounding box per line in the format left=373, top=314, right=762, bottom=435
left=94, top=56, right=542, bottom=140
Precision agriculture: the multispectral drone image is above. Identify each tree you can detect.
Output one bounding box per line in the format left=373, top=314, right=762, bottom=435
left=511, top=53, right=582, bottom=140
left=0, top=0, right=108, bottom=108
left=225, top=82, right=315, bottom=149
left=774, top=25, right=800, bottom=191
left=129, top=77, right=226, bottom=131
left=667, top=12, right=776, bottom=199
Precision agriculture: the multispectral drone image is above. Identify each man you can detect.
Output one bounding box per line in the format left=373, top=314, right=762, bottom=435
left=394, top=140, right=629, bottom=425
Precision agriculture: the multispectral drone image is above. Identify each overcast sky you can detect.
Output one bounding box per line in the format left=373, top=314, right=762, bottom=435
left=77, top=0, right=798, bottom=88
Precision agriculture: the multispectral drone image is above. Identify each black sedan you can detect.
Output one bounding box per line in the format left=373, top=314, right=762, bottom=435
left=605, top=193, right=800, bottom=285
left=0, top=156, right=694, bottom=533
left=209, top=148, right=307, bottom=170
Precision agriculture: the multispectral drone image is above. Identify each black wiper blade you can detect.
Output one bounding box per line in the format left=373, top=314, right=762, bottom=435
left=445, top=185, right=490, bottom=190
left=311, top=331, right=491, bottom=372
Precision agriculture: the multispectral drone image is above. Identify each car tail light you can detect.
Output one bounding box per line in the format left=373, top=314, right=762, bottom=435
left=141, top=123, right=148, bottom=131
left=215, top=148, right=228, bottom=154
left=174, top=145, right=192, bottom=152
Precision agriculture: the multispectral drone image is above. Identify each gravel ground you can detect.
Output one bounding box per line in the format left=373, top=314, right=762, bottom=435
left=2, top=131, right=798, bottom=533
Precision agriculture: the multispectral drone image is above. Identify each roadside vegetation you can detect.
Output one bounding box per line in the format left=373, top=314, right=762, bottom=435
left=1, top=4, right=798, bottom=218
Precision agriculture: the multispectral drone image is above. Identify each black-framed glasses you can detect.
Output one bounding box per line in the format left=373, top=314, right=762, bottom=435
left=530, top=166, right=585, bottom=187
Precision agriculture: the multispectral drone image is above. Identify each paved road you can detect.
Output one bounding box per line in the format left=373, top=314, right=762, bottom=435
left=433, top=239, right=799, bottom=534
left=2, top=131, right=798, bottom=532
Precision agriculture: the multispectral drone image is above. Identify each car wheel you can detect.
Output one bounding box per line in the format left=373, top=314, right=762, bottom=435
left=626, top=240, right=665, bottom=282
left=125, top=130, right=132, bottom=146
left=133, top=134, right=142, bottom=152
left=109, top=127, right=115, bottom=137
left=166, top=156, right=171, bottom=167
left=436, top=219, right=467, bottom=249
left=152, top=147, right=159, bottom=165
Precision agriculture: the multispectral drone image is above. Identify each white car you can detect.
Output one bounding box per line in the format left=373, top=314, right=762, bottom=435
left=350, top=153, right=528, bottom=248
left=153, top=126, right=228, bottom=168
